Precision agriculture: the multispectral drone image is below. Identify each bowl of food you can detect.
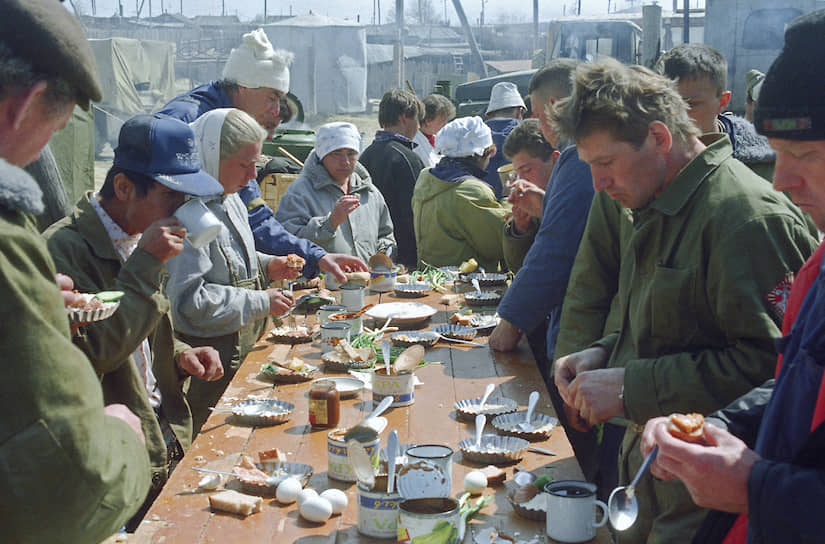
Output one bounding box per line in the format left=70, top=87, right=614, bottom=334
left=66, top=291, right=123, bottom=323
left=233, top=452, right=313, bottom=495
left=458, top=434, right=529, bottom=465
left=393, top=283, right=430, bottom=298
left=321, top=341, right=376, bottom=371
left=454, top=396, right=518, bottom=421
left=463, top=290, right=503, bottom=307
left=218, top=399, right=295, bottom=426
left=462, top=272, right=508, bottom=287
left=389, top=331, right=440, bottom=349
left=432, top=324, right=477, bottom=341
left=491, top=412, right=558, bottom=440
left=507, top=487, right=547, bottom=521
left=260, top=358, right=319, bottom=382
left=269, top=325, right=313, bottom=344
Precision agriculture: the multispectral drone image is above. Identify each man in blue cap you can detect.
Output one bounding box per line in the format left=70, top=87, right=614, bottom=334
left=44, top=114, right=226, bottom=528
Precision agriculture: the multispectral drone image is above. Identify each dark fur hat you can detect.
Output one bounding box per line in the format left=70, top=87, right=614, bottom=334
left=0, top=0, right=101, bottom=109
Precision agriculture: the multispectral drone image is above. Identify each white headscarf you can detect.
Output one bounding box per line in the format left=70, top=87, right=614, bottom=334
left=189, top=108, right=230, bottom=182
left=435, top=116, right=493, bottom=158
left=314, top=122, right=361, bottom=160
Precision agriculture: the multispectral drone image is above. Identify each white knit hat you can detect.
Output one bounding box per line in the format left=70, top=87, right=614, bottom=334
left=314, top=122, right=362, bottom=160
left=486, top=82, right=526, bottom=114
left=435, top=116, right=493, bottom=158
left=222, top=28, right=294, bottom=93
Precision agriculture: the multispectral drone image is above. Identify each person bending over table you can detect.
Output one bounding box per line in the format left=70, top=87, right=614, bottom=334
left=166, top=108, right=294, bottom=433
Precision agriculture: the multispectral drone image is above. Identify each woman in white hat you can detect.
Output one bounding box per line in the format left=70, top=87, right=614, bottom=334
left=275, top=122, right=396, bottom=262
left=165, top=108, right=295, bottom=432
left=411, top=116, right=509, bottom=271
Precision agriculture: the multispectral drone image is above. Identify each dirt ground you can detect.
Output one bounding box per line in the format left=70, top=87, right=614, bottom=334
left=93, top=111, right=382, bottom=190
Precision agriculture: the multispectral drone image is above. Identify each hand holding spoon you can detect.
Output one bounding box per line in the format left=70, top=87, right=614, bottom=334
left=607, top=445, right=659, bottom=531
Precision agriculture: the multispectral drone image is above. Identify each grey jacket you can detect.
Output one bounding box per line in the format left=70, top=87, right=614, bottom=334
left=274, top=150, right=396, bottom=262
left=166, top=193, right=274, bottom=337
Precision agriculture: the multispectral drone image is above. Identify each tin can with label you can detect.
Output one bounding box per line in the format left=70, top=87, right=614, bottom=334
left=357, top=476, right=401, bottom=538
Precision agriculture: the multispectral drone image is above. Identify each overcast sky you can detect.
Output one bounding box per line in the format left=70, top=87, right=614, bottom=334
left=75, top=0, right=681, bottom=26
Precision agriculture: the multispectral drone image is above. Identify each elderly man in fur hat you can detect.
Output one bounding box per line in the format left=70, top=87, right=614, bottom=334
left=0, top=1, right=151, bottom=541
left=158, top=29, right=366, bottom=288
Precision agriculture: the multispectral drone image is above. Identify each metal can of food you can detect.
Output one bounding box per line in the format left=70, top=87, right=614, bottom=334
left=357, top=477, right=401, bottom=539
left=372, top=367, right=415, bottom=407
left=327, top=428, right=380, bottom=482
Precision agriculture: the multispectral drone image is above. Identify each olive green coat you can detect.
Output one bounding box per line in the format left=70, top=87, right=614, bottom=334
left=412, top=168, right=509, bottom=271
left=44, top=194, right=194, bottom=487
left=563, top=136, right=818, bottom=544
left=0, top=159, right=149, bottom=542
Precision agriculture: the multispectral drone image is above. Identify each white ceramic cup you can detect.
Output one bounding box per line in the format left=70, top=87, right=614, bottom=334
left=173, top=198, right=222, bottom=249
left=544, top=480, right=608, bottom=543
left=338, top=283, right=365, bottom=312
left=312, top=322, right=351, bottom=353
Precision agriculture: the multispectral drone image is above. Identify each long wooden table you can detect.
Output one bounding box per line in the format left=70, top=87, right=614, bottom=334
left=130, top=287, right=612, bottom=543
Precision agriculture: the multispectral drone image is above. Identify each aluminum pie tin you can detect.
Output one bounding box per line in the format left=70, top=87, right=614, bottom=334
left=491, top=412, right=558, bottom=440
left=390, top=331, right=439, bottom=349
left=393, top=283, right=431, bottom=298
left=463, top=290, right=503, bottom=307
left=321, top=349, right=376, bottom=371
left=238, top=460, right=313, bottom=495
left=507, top=489, right=547, bottom=521
left=469, top=313, right=499, bottom=334
left=432, top=324, right=477, bottom=341
left=458, top=434, right=529, bottom=465
left=227, top=399, right=294, bottom=426
left=454, top=396, right=518, bottom=421
left=268, top=326, right=313, bottom=344
left=462, top=272, right=508, bottom=287
left=67, top=301, right=119, bottom=323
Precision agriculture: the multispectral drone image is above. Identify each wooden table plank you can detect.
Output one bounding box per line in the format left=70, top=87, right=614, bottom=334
left=131, top=288, right=611, bottom=544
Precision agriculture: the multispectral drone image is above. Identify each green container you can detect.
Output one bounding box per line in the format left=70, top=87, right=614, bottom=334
left=262, top=128, right=316, bottom=162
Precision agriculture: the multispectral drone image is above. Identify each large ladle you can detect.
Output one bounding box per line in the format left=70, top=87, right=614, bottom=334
left=392, top=344, right=425, bottom=374
left=607, top=445, right=659, bottom=531
left=343, top=395, right=394, bottom=443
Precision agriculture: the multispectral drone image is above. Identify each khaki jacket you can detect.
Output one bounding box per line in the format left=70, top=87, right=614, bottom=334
left=571, top=135, right=819, bottom=544
left=0, top=160, right=149, bottom=542
left=44, top=193, right=193, bottom=486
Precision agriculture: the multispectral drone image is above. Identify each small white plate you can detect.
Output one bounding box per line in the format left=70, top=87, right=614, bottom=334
left=316, top=376, right=365, bottom=398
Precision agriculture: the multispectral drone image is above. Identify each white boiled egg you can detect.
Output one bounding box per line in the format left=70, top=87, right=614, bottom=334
left=463, top=470, right=487, bottom=495
left=297, top=487, right=319, bottom=507
left=300, top=496, right=333, bottom=523
left=275, top=477, right=302, bottom=504
left=319, top=488, right=348, bottom=514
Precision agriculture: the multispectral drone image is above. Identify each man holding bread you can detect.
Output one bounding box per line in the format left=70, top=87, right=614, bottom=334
left=641, top=10, right=825, bottom=544
left=0, top=1, right=152, bottom=540
left=551, top=59, right=818, bottom=543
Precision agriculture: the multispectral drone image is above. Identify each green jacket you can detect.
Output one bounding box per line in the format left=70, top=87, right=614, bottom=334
left=412, top=168, right=509, bottom=271
left=44, top=194, right=193, bottom=486
left=580, top=135, right=819, bottom=544
left=0, top=160, right=149, bottom=542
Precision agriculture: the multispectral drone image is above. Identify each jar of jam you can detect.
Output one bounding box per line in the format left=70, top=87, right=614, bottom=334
left=309, top=379, right=340, bottom=428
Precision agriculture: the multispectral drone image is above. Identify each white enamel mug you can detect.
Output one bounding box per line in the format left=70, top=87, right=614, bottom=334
left=544, top=480, right=607, bottom=543
left=173, top=198, right=222, bottom=249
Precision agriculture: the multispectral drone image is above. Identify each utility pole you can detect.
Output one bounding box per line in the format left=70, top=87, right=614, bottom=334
left=683, top=0, right=690, bottom=43
left=393, top=0, right=405, bottom=88
left=451, top=0, right=487, bottom=77
left=222, top=0, right=225, bottom=16
left=533, top=0, right=538, bottom=55
left=264, top=0, right=267, bottom=22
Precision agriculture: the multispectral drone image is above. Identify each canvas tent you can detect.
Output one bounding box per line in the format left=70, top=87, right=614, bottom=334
left=264, top=16, right=367, bottom=114
left=88, top=37, right=177, bottom=152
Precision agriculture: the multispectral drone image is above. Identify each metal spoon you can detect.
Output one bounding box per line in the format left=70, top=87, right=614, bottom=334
left=517, top=391, right=540, bottom=431
left=479, top=383, right=495, bottom=411
left=343, top=395, right=394, bottom=443
left=608, top=445, right=659, bottom=531
left=474, top=413, right=486, bottom=449
left=471, top=278, right=482, bottom=293
left=387, top=429, right=399, bottom=493
left=382, top=338, right=392, bottom=376
left=436, top=333, right=484, bottom=347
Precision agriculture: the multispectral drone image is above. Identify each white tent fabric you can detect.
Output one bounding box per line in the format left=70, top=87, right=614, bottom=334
left=264, top=15, right=367, bottom=114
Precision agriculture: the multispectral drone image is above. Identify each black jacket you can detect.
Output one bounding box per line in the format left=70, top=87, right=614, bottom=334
left=360, top=135, right=425, bottom=268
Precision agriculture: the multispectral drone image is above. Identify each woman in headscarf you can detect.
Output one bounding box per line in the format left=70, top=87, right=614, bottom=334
left=411, top=116, right=509, bottom=270
left=165, top=108, right=294, bottom=432
left=274, top=122, right=396, bottom=262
